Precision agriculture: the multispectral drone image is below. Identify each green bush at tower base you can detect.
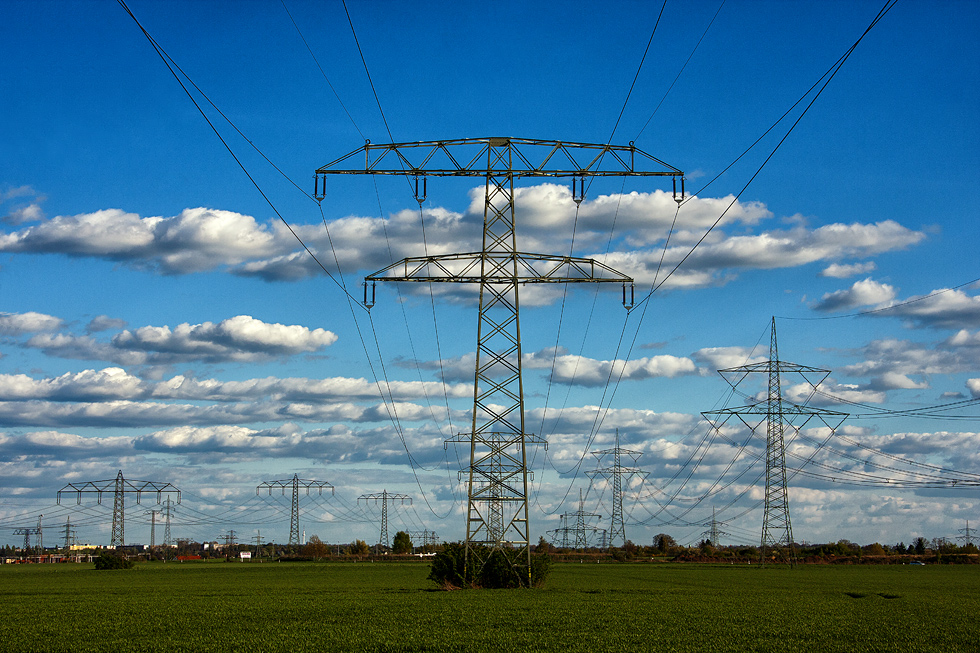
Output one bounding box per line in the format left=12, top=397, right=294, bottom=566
left=93, top=551, right=135, bottom=570
left=428, top=542, right=552, bottom=589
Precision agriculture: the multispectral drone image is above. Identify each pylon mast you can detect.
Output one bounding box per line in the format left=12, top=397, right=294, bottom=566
left=14, top=515, right=43, bottom=553
left=57, top=470, right=180, bottom=547
left=62, top=516, right=76, bottom=550
left=587, top=429, right=647, bottom=548
left=958, top=520, right=976, bottom=547
left=316, top=137, right=683, bottom=584
left=358, top=490, right=412, bottom=550
left=257, top=473, right=334, bottom=548
left=162, top=498, right=174, bottom=559
left=702, top=318, right=847, bottom=566
left=144, top=508, right=160, bottom=548
left=762, top=320, right=793, bottom=560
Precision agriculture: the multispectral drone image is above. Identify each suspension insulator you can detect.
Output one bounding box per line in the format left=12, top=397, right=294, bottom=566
left=572, top=175, right=586, bottom=205
left=623, top=282, right=635, bottom=310
left=314, top=174, right=325, bottom=202
left=363, top=281, right=376, bottom=309
left=673, top=176, right=685, bottom=205
left=414, top=175, right=427, bottom=204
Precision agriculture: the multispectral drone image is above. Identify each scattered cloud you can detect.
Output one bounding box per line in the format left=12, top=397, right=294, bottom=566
left=0, top=311, right=63, bottom=335
left=947, top=330, right=980, bottom=347
left=813, top=278, right=896, bottom=312
left=2, top=203, right=44, bottom=225
left=820, top=261, right=876, bottom=278
left=22, top=315, right=337, bottom=365
left=525, top=351, right=697, bottom=386
left=692, top=346, right=768, bottom=371
left=0, top=193, right=926, bottom=296
left=968, top=378, right=980, bottom=399
left=0, top=208, right=286, bottom=274
left=840, top=338, right=973, bottom=381
left=86, top=315, right=127, bottom=333
left=871, top=288, right=980, bottom=330
left=0, top=430, right=133, bottom=460
left=0, top=185, right=37, bottom=203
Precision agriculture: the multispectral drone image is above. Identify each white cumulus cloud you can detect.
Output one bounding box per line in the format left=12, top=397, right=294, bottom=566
left=814, top=278, right=896, bottom=312
left=23, top=315, right=337, bottom=365
left=0, top=311, right=63, bottom=335
left=820, top=261, right=877, bottom=278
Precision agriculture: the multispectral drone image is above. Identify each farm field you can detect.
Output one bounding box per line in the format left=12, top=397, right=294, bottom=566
left=0, top=561, right=977, bottom=652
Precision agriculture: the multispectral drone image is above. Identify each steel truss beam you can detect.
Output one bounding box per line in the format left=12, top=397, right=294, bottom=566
left=358, top=490, right=412, bottom=550
left=57, top=470, right=180, bottom=547
left=702, top=318, right=848, bottom=566
left=587, top=429, right=647, bottom=548
left=257, top=474, right=334, bottom=548
left=316, top=137, right=683, bottom=586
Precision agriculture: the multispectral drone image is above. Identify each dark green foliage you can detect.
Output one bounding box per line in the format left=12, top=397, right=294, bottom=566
left=653, top=533, right=676, bottom=553
left=93, top=551, right=134, bottom=570
left=609, top=547, right=628, bottom=562
left=427, top=541, right=467, bottom=588
left=347, top=539, right=370, bottom=555
left=392, top=531, right=412, bottom=554
left=302, top=535, right=328, bottom=560
left=428, top=542, right=552, bottom=589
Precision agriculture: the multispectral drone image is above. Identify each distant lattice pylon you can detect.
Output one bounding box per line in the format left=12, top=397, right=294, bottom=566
left=586, top=429, right=647, bottom=548
left=257, top=474, right=334, bottom=548
left=358, top=490, right=412, bottom=550
left=702, top=318, right=847, bottom=566
left=58, top=470, right=180, bottom=547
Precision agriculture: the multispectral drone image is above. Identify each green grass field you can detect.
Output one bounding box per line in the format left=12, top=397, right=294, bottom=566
left=0, top=561, right=977, bottom=652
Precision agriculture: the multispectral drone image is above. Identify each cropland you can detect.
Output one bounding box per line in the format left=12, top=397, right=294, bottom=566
left=1, top=561, right=977, bottom=652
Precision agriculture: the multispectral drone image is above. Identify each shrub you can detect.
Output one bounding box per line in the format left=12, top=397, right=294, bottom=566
left=428, top=542, right=551, bottom=589
left=94, top=551, right=134, bottom=570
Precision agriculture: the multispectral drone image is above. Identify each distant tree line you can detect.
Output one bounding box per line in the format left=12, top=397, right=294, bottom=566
left=533, top=533, right=979, bottom=564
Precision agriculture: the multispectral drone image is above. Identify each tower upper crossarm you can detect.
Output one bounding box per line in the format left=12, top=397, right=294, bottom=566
left=314, top=137, right=683, bottom=184
left=365, top=252, right=633, bottom=284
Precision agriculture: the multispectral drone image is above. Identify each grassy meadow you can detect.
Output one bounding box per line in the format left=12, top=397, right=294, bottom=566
left=0, top=560, right=977, bottom=652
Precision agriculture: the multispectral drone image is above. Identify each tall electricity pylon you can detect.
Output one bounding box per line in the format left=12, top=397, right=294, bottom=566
left=958, top=520, right=976, bottom=547
left=144, top=508, right=160, bottom=547
left=699, top=507, right=729, bottom=548
left=587, top=429, right=648, bottom=548
left=257, top=474, right=334, bottom=548
left=549, top=489, right=602, bottom=548
left=408, top=529, right=439, bottom=551
left=702, top=318, right=847, bottom=565
left=57, top=470, right=180, bottom=547
left=358, top=490, right=412, bottom=550
left=62, top=516, right=77, bottom=550
left=161, top=497, right=175, bottom=556
left=316, top=138, right=682, bottom=584
left=14, top=515, right=43, bottom=552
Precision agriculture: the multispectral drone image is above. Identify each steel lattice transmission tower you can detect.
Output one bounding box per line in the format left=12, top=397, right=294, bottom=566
left=62, top=516, right=77, bottom=550
left=586, top=429, right=648, bottom=548
left=702, top=318, right=847, bottom=565
left=14, top=515, right=43, bottom=552
left=699, top=507, right=730, bottom=548
left=408, top=529, right=439, bottom=551
left=144, top=508, right=160, bottom=548
left=315, top=137, right=682, bottom=583
left=162, top=497, right=175, bottom=559
left=358, top=490, right=412, bottom=550
left=58, top=470, right=181, bottom=547
left=958, top=520, right=976, bottom=547
left=257, top=474, right=334, bottom=548
left=548, top=489, right=602, bottom=549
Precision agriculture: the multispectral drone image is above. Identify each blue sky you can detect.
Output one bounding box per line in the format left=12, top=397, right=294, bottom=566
left=1, top=0, right=978, bottom=550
